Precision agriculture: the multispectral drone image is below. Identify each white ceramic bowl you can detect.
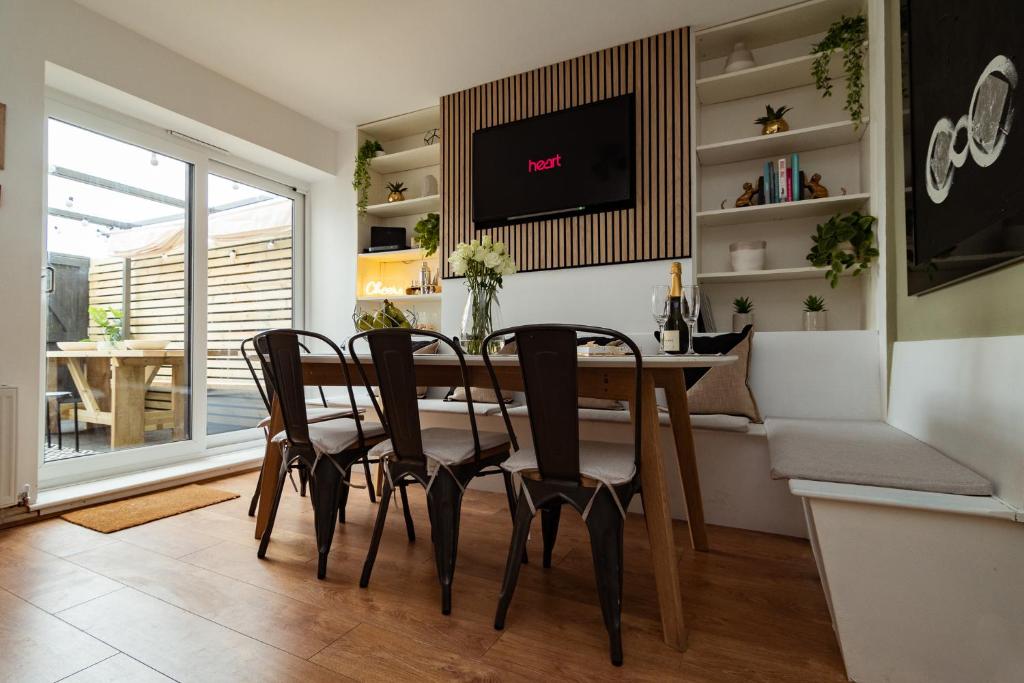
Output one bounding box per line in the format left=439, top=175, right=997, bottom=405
left=729, top=241, right=766, bottom=272
left=57, top=341, right=98, bottom=351
left=124, top=340, right=170, bottom=350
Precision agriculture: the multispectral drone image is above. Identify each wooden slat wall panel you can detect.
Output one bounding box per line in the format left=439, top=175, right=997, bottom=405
left=87, top=238, right=293, bottom=388
left=440, top=27, right=690, bottom=277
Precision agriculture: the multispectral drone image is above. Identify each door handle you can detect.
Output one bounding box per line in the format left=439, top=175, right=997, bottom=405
left=42, top=266, right=55, bottom=293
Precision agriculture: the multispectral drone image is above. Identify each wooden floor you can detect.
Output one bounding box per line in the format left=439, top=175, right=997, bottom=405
left=0, top=471, right=847, bottom=682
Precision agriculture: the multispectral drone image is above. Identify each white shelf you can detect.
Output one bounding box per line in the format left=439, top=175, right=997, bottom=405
left=698, top=266, right=852, bottom=284
left=698, top=193, right=870, bottom=227
left=697, top=51, right=845, bottom=104
left=697, top=119, right=867, bottom=166
left=357, top=247, right=437, bottom=263
left=371, top=145, right=440, bottom=174
left=364, top=194, right=440, bottom=218
left=695, top=0, right=864, bottom=59
left=356, top=293, right=442, bottom=304
left=358, top=106, right=440, bottom=141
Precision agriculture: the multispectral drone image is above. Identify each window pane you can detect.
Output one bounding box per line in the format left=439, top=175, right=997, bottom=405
left=45, top=119, right=192, bottom=461
left=205, top=173, right=294, bottom=436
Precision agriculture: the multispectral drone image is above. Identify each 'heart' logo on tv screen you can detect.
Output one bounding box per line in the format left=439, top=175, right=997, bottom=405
left=527, top=154, right=562, bottom=173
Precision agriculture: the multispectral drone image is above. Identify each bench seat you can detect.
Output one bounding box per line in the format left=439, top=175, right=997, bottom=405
left=766, top=418, right=993, bottom=496
left=503, top=404, right=752, bottom=433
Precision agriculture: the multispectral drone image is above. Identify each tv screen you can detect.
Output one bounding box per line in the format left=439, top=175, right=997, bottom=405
left=472, top=94, right=635, bottom=227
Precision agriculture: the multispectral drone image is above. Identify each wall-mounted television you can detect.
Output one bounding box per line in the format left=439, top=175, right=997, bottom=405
left=472, top=94, right=635, bottom=228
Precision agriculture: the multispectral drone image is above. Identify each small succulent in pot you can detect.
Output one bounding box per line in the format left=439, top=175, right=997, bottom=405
left=385, top=181, right=407, bottom=203
left=732, top=296, right=754, bottom=333
left=754, top=104, right=793, bottom=135
left=802, top=295, right=828, bottom=331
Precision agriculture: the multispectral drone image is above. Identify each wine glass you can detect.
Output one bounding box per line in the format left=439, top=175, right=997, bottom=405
left=650, top=285, right=669, bottom=354
left=681, top=285, right=701, bottom=355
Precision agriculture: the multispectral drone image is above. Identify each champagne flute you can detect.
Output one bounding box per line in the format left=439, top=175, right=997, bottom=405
left=650, top=285, right=669, bottom=354
left=681, top=285, right=701, bottom=355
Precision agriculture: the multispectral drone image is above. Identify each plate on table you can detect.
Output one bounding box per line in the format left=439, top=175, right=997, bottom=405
left=57, top=341, right=98, bottom=351
left=124, top=340, right=170, bottom=350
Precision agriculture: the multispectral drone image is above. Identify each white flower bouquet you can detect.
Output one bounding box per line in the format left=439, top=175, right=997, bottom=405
left=448, top=236, right=516, bottom=353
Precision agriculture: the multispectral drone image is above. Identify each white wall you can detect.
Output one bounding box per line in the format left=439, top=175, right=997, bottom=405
left=0, top=0, right=348, bottom=501
left=440, top=258, right=694, bottom=348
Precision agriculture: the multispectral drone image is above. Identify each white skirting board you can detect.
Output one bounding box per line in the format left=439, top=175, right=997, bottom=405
left=796, top=483, right=1024, bottom=683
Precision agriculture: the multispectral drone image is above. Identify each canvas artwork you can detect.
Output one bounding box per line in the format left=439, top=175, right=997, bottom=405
left=903, top=0, right=1024, bottom=294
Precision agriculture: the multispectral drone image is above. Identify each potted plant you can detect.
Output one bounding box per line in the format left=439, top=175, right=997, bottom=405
left=806, top=211, right=879, bottom=287
left=802, top=295, right=828, bottom=331
left=385, top=181, right=407, bottom=203
left=732, top=296, right=754, bottom=332
left=352, top=139, right=383, bottom=214
left=448, top=236, right=517, bottom=354
left=413, top=212, right=440, bottom=257
left=811, top=14, right=868, bottom=128
left=88, top=305, right=124, bottom=349
left=754, top=104, right=793, bottom=135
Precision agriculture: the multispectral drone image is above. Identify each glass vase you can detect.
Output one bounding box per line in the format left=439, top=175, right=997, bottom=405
left=460, top=283, right=502, bottom=354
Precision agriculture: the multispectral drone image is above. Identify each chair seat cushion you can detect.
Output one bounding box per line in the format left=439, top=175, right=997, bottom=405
left=369, top=427, right=510, bottom=466
left=501, top=441, right=637, bottom=485
left=258, top=406, right=355, bottom=429
left=501, top=404, right=750, bottom=432
left=765, top=418, right=994, bottom=496
left=273, top=420, right=384, bottom=455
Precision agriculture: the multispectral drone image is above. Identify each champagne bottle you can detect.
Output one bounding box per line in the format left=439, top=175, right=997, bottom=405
left=662, top=262, right=686, bottom=354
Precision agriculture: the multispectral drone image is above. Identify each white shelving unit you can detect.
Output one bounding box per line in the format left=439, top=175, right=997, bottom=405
left=693, top=0, right=875, bottom=332
left=355, top=107, right=443, bottom=330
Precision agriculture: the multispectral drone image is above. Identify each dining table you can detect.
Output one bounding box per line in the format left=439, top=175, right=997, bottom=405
left=253, top=351, right=736, bottom=652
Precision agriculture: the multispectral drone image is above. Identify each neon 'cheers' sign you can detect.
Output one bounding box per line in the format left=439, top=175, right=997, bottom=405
left=527, top=154, right=563, bottom=173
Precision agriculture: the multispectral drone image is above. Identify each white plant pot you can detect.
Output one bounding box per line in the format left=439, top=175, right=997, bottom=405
left=803, top=311, right=828, bottom=331
left=730, top=241, right=766, bottom=272
left=732, top=313, right=753, bottom=332
left=724, top=42, right=756, bottom=73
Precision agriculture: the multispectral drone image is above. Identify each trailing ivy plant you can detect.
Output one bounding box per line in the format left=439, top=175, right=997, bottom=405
left=811, top=14, right=867, bottom=128
left=807, top=211, right=879, bottom=288
left=352, top=139, right=383, bottom=214
left=413, top=212, right=440, bottom=257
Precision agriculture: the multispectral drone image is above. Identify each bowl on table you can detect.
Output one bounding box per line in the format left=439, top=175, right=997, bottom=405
left=124, top=340, right=170, bottom=350
left=56, top=341, right=98, bottom=351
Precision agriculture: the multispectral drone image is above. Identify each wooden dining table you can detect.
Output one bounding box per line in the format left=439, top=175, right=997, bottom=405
left=253, top=351, right=736, bottom=652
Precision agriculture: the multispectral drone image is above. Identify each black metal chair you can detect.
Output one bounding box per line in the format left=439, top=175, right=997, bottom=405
left=253, top=329, right=388, bottom=579
left=482, top=324, right=643, bottom=666
left=242, top=335, right=375, bottom=517
left=349, top=328, right=517, bottom=615
left=45, top=390, right=80, bottom=452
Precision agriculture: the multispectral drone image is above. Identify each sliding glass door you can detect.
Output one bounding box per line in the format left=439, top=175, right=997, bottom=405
left=44, top=118, right=193, bottom=464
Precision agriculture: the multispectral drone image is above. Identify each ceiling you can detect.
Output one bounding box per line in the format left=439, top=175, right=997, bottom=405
left=75, top=0, right=792, bottom=131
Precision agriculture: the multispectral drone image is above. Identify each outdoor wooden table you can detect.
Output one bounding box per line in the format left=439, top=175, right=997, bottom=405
left=46, top=349, right=186, bottom=448
left=253, top=351, right=736, bottom=651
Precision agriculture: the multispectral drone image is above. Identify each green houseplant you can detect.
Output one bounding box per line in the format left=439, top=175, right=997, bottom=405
left=806, top=211, right=879, bottom=287
left=811, top=14, right=868, bottom=128
left=353, top=139, right=383, bottom=214
left=732, top=296, right=754, bottom=333
left=413, top=212, right=440, bottom=257
left=802, top=295, right=828, bottom=331
left=88, top=305, right=124, bottom=347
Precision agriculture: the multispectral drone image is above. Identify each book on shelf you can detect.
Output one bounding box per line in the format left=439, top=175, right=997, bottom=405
left=777, top=157, right=788, bottom=202
left=791, top=153, right=800, bottom=201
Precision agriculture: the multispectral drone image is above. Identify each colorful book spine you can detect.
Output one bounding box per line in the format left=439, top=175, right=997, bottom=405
left=777, top=157, right=788, bottom=202
left=791, top=153, right=800, bottom=201
left=786, top=168, right=793, bottom=203
left=764, top=161, right=773, bottom=204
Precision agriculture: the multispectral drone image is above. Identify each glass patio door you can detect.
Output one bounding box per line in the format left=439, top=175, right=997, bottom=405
left=44, top=118, right=193, bottom=464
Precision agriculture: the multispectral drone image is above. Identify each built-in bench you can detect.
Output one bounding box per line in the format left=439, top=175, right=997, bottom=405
left=767, top=335, right=1023, bottom=683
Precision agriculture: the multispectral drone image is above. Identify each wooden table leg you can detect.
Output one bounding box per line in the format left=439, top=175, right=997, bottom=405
left=170, top=360, right=186, bottom=440
left=633, top=370, right=688, bottom=651
left=254, top=398, right=285, bottom=540
left=663, top=372, right=709, bottom=551
left=110, top=358, right=146, bottom=448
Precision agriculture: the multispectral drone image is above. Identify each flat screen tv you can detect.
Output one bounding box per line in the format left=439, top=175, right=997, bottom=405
left=472, top=94, right=635, bottom=228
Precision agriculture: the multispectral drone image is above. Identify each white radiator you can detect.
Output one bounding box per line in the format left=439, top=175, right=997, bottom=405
left=0, top=387, right=17, bottom=508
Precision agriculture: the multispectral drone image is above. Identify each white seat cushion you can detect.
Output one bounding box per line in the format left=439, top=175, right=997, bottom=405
left=369, top=427, right=510, bottom=466
left=766, top=418, right=993, bottom=496
left=273, top=420, right=384, bottom=455
left=501, top=404, right=750, bottom=432
left=501, top=441, right=637, bottom=485
left=419, top=398, right=497, bottom=416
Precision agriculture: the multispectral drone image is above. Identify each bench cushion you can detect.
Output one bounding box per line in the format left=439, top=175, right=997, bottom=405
left=765, top=418, right=993, bottom=496
left=502, top=404, right=750, bottom=432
